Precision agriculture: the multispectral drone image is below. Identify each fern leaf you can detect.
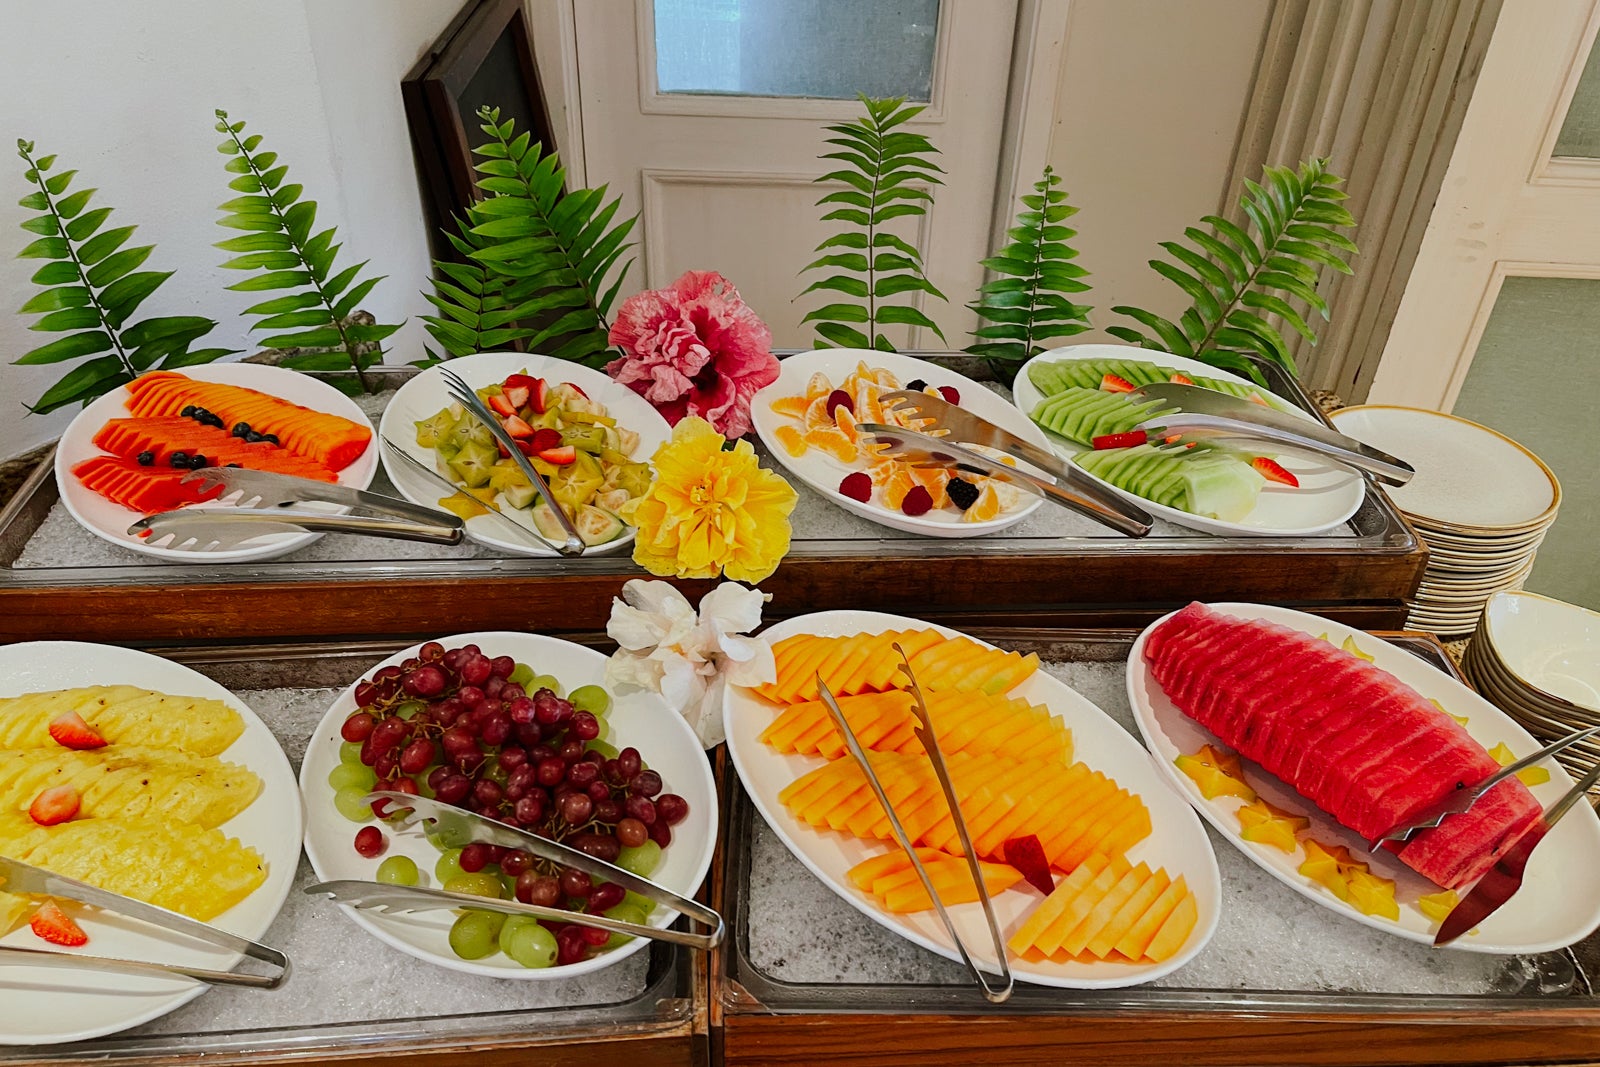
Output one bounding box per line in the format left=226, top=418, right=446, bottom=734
left=12, top=139, right=231, bottom=413
left=800, top=95, right=946, bottom=352
left=214, top=110, right=398, bottom=393
left=964, top=166, right=1091, bottom=383
left=1106, top=158, right=1357, bottom=384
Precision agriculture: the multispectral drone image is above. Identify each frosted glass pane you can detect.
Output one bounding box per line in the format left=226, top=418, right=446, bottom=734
left=1554, top=32, right=1600, bottom=157
left=1451, top=277, right=1600, bottom=610
left=654, top=0, right=939, bottom=101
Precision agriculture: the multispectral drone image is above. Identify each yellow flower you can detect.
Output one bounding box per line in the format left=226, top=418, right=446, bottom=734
left=621, top=417, right=797, bottom=583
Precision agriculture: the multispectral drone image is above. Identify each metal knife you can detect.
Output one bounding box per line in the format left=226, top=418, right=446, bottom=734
left=1434, top=759, right=1600, bottom=945
left=0, top=857, right=289, bottom=987
left=857, top=423, right=1153, bottom=537
left=1123, top=382, right=1416, bottom=487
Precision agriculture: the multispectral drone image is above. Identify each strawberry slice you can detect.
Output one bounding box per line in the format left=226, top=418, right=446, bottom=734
left=488, top=393, right=518, bottom=418
left=1091, top=430, right=1148, bottom=450
left=566, top=382, right=589, bottom=400
left=503, top=414, right=535, bottom=439
left=503, top=373, right=538, bottom=409
left=502, top=384, right=531, bottom=410
left=29, top=784, right=80, bottom=826
left=1169, top=372, right=1195, bottom=385
left=1100, top=373, right=1136, bottom=393
left=531, top=379, right=551, bottom=413
left=537, top=445, right=577, bottom=465
left=48, top=711, right=105, bottom=750
left=30, top=900, right=88, bottom=947
left=1003, top=834, right=1055, bottom=896
left=530, top=428, right=563, bottom=452
left=1253, top=456, right=1299, bottom=487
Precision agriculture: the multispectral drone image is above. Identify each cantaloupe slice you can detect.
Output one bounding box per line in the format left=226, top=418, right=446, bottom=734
left=1143, top=891, right=1199, bottom=962
left=1007, top=854, right=1110, bottom=955
left=1116, top=875, right=1189, bottom=961
left=1034, top=856, right=1131, bottom=956
left=1059, top=863, right=1149, bottom=957
left=1086, top=867, right=1171, bottom=959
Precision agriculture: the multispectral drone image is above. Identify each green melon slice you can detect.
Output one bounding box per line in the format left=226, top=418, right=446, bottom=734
left=1074, top=444, right=1265, bottom=521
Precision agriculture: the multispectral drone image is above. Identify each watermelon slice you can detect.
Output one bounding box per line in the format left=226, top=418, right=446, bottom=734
left=1146, top=603, right=1542, bottom=890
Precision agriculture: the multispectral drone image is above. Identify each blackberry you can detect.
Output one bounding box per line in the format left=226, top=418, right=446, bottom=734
left=946, top=477, right=980, bottom=511
left=232, top=422, right=252, bottom=438
left=135, top=451, right=155, bottom=467
left=168, top=451, right=190, bottom=468
left=905, top=378, right=928, bottom=392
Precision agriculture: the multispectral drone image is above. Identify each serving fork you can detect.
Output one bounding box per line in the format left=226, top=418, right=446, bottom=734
left=436, top=366, right=585, bottom=557
left=817, top=648, right=1014, bottom=1002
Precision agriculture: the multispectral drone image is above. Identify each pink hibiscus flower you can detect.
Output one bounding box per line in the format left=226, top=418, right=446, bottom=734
left=606, top=270, right=778, bottom=438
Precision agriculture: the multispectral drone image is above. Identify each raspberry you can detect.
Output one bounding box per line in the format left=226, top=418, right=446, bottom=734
left=946, top=478, right=980, bottom=511
left=905, top=378, right=928, bottom=392
left=900, top=485, right=933, bottom=516
left=838, top=472, right=872, bottom=502
left=825, top=389, right=854, bottom=417
left=938, top=385, right=961, bottom=405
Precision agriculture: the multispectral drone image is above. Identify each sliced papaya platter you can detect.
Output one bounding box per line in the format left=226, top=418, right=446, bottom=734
left=53, top=363, right=379, bottom=563
left=725, top=609, right=1221, bottom=988
left=1127, top=602, right=1600, bottom=953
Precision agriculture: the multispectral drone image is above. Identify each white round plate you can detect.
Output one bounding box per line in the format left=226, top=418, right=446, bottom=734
left=299, top=631, right=717, bottom=979
left=725, top=609, right=1221, bottom=988
left=0, top=642, right=301, bottom=1045
left=55, top=363, right=378, bottom=563
left=1127, top=602, right=1600, bottom=952
left=1484, top=592, right=1600, bottom=712
left=1012, top=345, right=1364, bottom=537
left=749, top=350, right=1046, bottom=537
left=1328, top=407, right=1560, bottom=532
left=379, top=353, right=671, bottom=557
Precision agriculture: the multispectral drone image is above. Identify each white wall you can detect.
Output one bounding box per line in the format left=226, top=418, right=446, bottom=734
left=0, top=0, right=455, bottom=461
left=1046, top=0, right=1272, bottom=337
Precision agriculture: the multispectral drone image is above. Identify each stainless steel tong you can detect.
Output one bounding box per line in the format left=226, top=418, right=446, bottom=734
left=859, top=422, right=1153, bottom=538
left=381, top=437, right=555, bottom=549
left=0, top=857, right=289, bottom=989
left=308, top=793, right=723, bottom=950
left=1368, top=725, right=1600, bottom=850
left=817, top=648, right=1014, bottom=1002
left=1125, top=383, right=1416, bottom=487
left=437, top=366, right=585, bottom=557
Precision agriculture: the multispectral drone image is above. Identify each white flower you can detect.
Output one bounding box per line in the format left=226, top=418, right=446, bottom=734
left=603, top=579, right=773, bottom=748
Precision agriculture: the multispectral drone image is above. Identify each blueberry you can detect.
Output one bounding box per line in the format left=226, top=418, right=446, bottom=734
left=231, top=422, right=251, bottom=438
left=169, top=451, right=190, bottom=468
left=225, top=463, right=243, bottom=468
left=135, top=451, right=155, bottom=467
left=180, top=406, right=197, bottom=418
left=261, top=433, right=280, bottom=446
left=189, top=454, right=208, bottom=469
left=245, top=431, right=263, bottom=443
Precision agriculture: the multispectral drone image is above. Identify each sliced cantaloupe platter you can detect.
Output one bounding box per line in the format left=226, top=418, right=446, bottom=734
left=725, top=609, right=1222, bottom=988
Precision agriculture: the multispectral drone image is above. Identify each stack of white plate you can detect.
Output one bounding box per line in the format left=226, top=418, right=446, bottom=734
left=1464, top=591, right=1600, bottom=778
left=1328, top=406, right=1561, bottom=636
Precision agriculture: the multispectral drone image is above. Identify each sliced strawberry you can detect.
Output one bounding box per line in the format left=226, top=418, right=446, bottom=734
left=1100, top=373, right=1136, bottom=393
left=537, top=445, right=577, bottom=465
left=29, top=784, right=80, bottom=826
left=531, top=379, right=551, bottom=413
left=48, top=711, right=105, bottom=750
left=30, top=900, right=87, bottom=947
left=1091, top=430, right=1148, bottom=450
left=495, top=438, right=513, bottom=460
left=512, top=439, right=539, bottom=456
left=1253, top=456, right=1299, bottom=487
left=488, top=393, right=518, bottom=418
left=1169, top=372, right=1195, bottom=386
left=566, top=382, right=589, bottom=400
left=1003, top=834, right=1055, bottom=896
left=530, top=428, right=563, bottom=452
left=503, top=384, right=530, bottom=410
left=503, top=414, right=535, bottom=439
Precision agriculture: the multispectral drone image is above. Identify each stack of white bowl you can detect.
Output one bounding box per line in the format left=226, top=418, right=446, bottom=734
left=1464, top=591, right=1600, bottom=778
left=1328, top=406, right=1561, bottom=637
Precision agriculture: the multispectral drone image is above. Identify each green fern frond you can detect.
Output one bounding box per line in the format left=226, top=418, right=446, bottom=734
left=965, top=165, right=1091, bottom=384
left=416, top=218, right=543, bottom=365
left=12, top=139, right=233, bottom=414
left=800, top=95, right=946, bottom=351
left=1106, top=158, right=1357, bottom=384
left=214, top=110, right=400, bottom=393
left=461, top=106, right=637, bottom=369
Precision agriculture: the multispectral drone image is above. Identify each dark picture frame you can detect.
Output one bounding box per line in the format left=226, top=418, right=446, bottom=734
left=402, top=0, right=557, bottom=261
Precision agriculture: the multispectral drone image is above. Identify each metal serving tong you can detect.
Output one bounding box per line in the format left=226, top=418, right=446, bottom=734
left=859, top=422, right=1153, bottom=538
left=817, top=648, right=1014, bottom=1003
left=438, top=366, right=585, bottom=557
left=382, top=438, right=554, bottom=549
left=1123, top=383, right=1416, bottom=487
left=0, top=857, right=290, bottom=989
left=126, top=466, right=464, bottom=550
left=307, top=793, right=723, bottom=950
left=1369, top=725, right=1600, bottom=851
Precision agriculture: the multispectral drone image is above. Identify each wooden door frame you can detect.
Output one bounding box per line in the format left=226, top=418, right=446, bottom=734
left=1369, top=0, right=1600, bottom=410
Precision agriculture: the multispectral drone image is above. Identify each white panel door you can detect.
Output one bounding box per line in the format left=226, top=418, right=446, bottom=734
left=572, top=0, right=1020, bottom=349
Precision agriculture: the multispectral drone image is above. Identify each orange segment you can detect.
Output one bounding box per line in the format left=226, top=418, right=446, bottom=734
left=962, top=483, right=1002, bottom=522
left=773, top=424, right=808, bottom=458
left=804, top=372, right=833, bottom=401
left=882, top=467, right=917, bottom=509
left=803, top=394, right=833, bottom=430
left=769, top=395, right=809, bottom=418
left=834, top=405, right=859, bottom=443
left=804, top=427, right=858, bottom=463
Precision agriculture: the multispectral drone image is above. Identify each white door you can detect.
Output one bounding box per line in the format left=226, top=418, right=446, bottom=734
left=1369, top=0, right=1600, bottom=608
left=570, top=0, right=1020, bottom=350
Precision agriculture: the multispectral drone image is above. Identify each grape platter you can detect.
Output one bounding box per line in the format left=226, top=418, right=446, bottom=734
left=327, top=639, right=691, bottom=969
